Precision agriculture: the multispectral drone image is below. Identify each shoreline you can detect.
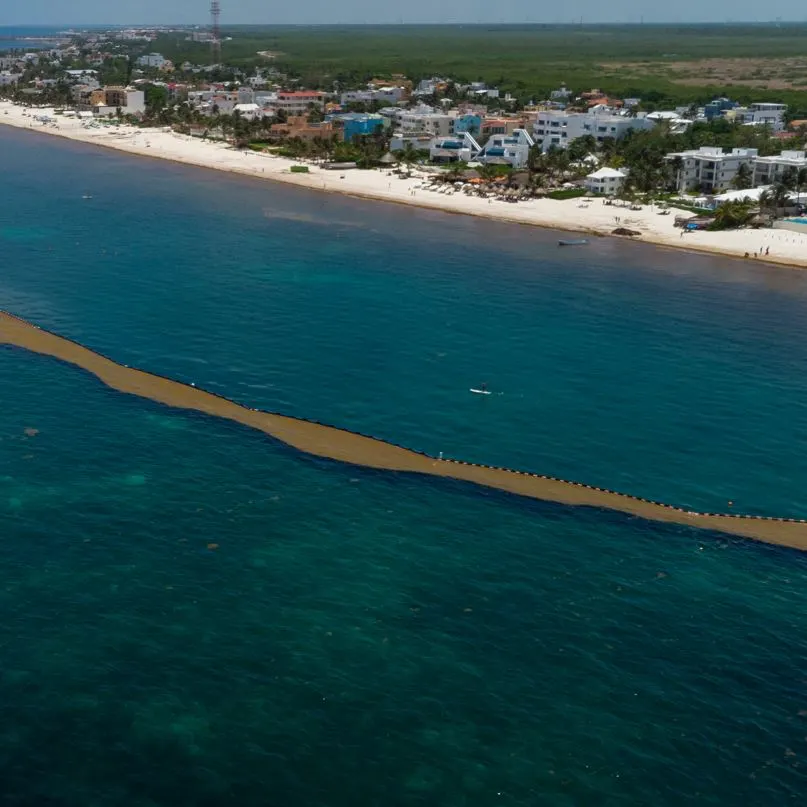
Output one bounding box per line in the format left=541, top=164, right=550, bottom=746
left=3, top=100, right=807, bottom=269
left=3, top=308, right=807, bottom=551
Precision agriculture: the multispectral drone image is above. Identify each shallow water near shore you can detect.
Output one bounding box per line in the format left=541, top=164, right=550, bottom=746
left=3, top=127, right=807, bottom=805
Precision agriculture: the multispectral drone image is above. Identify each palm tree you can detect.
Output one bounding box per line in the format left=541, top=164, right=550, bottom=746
left=219, top=115, right=233, bottom=143
left=539, top=145, right=570, bottom=186
left=797, top=167, right=807, bottom=205
left=566, top=134, right=596, bottom=163
left=759, top=183, right=792, bottom=218
left=731, top=162, right=752, bottom=190
left=599, top=137, right=618, bottom=162
left=780, top=166, right=798, bottom=190
left=476, top=163, right=501, bottom=183
left=711, top=199, right=753, bottom=230
left=445, top=161, right=468, bottom=181
left=667, top=156, right=684, bottom=193
left=527, top=144, right=547, bottom=183
left=548, top=146, right=570, bottom=179
left=397, top=141, right=419, bottom=166
left=231, top=110, right=252, bottom=149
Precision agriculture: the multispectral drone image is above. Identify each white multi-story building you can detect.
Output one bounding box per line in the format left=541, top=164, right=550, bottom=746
left=398, top=111, right=455, bottom=137
left=274, top=90, right=324, bottom=114
left=186, top=31, right=215, bottom=43
left=532, top=110, right=654, bottom=152
left=645, top=110, right=693, bottom=134
left=549, top=84, right=572, bottom=102
left=414, top=77, right=448, bottom=97
left=64, top=68, right=99, bottom=83
left=429, top=132, right=481, bottom=163
left=666, top=147, right=759, bottom=193
left=753, top=150, right=807, bottom=186
left=468, top=82, right=499, bottom=99
left=735, top=102, right=787, bottom=132
left=341, top=86, right=406, bottom=106
left=389, top=133, right=437, bottom=153
left=136, top=53, right=169, bottom=69
left=477, top=128, right=535, bottom=169
left=76, top=86, right=145, bottom=116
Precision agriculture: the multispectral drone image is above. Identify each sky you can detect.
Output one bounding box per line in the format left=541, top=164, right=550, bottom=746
left=2, top=0, right=806, bottom=26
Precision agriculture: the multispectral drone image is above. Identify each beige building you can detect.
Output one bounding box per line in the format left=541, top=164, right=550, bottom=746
left=84, top=86, right=146, bottom=116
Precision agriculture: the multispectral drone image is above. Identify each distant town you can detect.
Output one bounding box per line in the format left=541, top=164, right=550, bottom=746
left=2, top=25, right=806, bottom=230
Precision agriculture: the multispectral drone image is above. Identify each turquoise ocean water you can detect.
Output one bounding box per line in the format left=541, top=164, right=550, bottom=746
left=2, top=126, right=807, bottom=804
left=0, top=26, right=64, bottom=51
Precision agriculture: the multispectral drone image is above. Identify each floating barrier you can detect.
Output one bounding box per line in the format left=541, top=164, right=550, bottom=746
left=2, top=309, right=807, bottom=552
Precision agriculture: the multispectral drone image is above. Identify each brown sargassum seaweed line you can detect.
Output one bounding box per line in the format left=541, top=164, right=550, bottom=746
left=3, top=309, right=807, bottom=551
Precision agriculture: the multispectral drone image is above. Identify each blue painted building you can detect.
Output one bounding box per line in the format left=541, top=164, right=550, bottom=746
left=704, top=98, right=737, bottom=121
left=331, top=113, right=385, bottom=142
left=453, top=114, right=482, bottom=137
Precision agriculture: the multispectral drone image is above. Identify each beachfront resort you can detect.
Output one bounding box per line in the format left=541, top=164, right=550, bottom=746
left=2, top=26, right=807, bottom=260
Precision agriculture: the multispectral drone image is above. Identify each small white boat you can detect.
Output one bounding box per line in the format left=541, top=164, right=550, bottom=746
left=470, top=388, right=491, bottom=395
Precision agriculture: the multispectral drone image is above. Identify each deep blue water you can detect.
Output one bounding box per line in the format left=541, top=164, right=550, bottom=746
left=2, top=126, right=807, bottom=805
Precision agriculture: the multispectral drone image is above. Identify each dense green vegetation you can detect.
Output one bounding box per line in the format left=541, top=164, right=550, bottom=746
left=149, top=24, right=807, bottom=112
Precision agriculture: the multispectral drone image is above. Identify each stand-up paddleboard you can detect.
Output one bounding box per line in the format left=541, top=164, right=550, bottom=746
left=470, top=388, right=491, bottom=395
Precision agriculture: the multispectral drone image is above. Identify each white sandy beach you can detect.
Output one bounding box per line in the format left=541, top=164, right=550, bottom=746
left=2, top=100, right=806, bottom=269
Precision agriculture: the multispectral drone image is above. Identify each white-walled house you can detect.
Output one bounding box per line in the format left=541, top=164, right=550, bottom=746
left=645, top=110, right=693, bottom=134
left=429, top=131, right=481, bottom=163
left=389, top=133, right=437, bottom=153
left=584, top=167, right=627, bottom=195
left=232, top=102, right=263, bottom=120
left=477, top=128, right=535, bottom=169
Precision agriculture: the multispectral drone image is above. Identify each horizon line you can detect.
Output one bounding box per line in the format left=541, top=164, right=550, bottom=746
left=5, top=20, right=807, bottom=28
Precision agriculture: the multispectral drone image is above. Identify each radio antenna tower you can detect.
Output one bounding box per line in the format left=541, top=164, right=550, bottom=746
left=210, top=0, right=221, bottom=63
